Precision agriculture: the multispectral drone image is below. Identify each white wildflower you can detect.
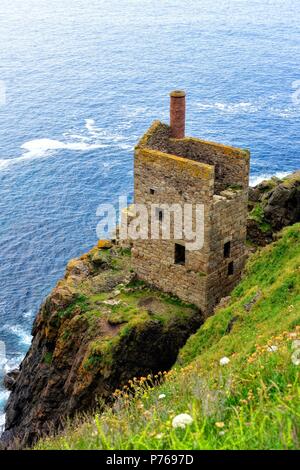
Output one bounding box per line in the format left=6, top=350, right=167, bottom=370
left=292, top=340, right=300, bottom=350
left=291, top=350, right=300, bottom=366
left=158, top=394, right=166, bottom=400
left=172, top=413, right=194, bottom=429
left=103, top=299, right=120, bottom=306
left=267, top=345, right=278, bottom=352
left=220, top=356, right=230, bottom=366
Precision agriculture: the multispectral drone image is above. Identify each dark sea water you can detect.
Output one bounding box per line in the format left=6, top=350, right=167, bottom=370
left=0, top=0, right=299, bottom=427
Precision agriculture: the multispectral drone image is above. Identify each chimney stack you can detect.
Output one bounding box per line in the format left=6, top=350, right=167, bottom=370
left=170, top=90, right=186, bottom=139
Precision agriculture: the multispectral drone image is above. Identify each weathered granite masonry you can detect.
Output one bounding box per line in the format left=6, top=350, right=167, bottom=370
left=127, top=96, right=250, bottom=316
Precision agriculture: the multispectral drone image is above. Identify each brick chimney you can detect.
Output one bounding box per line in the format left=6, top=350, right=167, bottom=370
left=170, top=90, right=186, bottom=139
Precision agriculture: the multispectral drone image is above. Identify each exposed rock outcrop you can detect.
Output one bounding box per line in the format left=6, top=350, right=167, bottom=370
left=247, top=171, right=300, bottom=245
left=1, top=244, right=202, bottom=449
left=3, top=370, right=20, bottom=392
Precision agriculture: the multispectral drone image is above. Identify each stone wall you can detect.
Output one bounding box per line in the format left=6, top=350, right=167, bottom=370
left=205, top=190, right=248, bottom=311
left=140, top=121, right=250, bottom=195
left=167, top=138, right=250, bottom=194
left=132, top=240, right=209, bottom=312
left=130, top=120, right=249, bottom=316
left=132, top=144, right=214, bottom=312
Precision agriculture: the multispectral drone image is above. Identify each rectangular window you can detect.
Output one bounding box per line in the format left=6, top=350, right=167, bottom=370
left=156, top=208, right=163, bottom=222
left=228, top=261, right=234, bottom=275
left=150, top=188, right=155, bottom=195
left=175, top=243, right=186, bottom=265
left=224, top=241, right=231, bottom=258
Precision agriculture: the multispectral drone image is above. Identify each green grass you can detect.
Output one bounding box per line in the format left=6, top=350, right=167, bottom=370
left=43, top=352, right=53, bottom=365
left=83, top=283, right=195, bottom=329
left=36, top=225, right=300, bottom=450
left=282, top=172, right=300, bottom=187
left=57, top=294, right=89, bottom=320
left=83, top=338, right=118, bottom=371
left=46, top=245, right=199, bottom=396
left=248, top=203, right=272, bottom=233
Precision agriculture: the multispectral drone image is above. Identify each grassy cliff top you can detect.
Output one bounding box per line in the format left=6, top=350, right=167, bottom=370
left=36, top=224, right=300, bottom=450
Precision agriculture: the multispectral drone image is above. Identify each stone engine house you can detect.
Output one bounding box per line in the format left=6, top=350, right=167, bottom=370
left=129, top=91, right=250, bottom=315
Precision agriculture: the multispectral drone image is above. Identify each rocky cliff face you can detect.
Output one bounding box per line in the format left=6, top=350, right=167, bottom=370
left=247, top=171, right=300, bottom=245
left=2, top=171, right=299, bottom=449
left=1, top=242, right=202, bottom=449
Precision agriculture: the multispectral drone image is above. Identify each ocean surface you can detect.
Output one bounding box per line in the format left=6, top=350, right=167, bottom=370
left=0, top=0, right=299, bottom=430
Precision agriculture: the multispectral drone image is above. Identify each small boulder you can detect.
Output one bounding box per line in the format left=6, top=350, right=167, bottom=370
left=91, top=251, right=110, bottom=268
left=264, top=183, right=300, bottom=231
left=97, top=240, right=112, bottom=250
left=66, top=259, right=90, bottom=279
left=103, top=299, right=121, bottom=306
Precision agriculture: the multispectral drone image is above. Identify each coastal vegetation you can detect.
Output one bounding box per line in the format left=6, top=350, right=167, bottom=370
left=36, top=224, right=300, bottom=450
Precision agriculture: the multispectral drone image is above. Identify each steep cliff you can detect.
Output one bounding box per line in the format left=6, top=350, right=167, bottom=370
left=1, top=243, right=202, bottom=448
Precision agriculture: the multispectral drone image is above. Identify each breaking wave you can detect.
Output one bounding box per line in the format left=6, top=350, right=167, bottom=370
left=0, top=118, right=133, bottom=172
left=0, top=324, right=32, bottom=348
left=250, top=171, right=290, bottom=187
left=0, top=410, right=6, bottom=432
left=0, top=391, right=9, bottom=433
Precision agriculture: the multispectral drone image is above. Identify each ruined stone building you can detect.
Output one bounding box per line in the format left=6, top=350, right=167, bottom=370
left=128, top=91, right=250, bottom=315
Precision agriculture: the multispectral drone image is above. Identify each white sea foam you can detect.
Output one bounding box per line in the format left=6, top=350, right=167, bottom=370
left=196, top=97, right=300, bottom=118
left=0, top=355, right=7, bottom=370
left=85, top=118, right=98, bottom=134
left=269, top=106, right=300, bottom=119
left=21, top=138, right=108, bottom=157
left=0, top=159, right=10, bottom=170
left=120, top=105, right=149, bottom=118
left=0, top=138, right=108, bottom=171
left=0, top=390, right=10, bottom=405
left=118, top=143, right=134, bottom=150
left=0, top=391, right=9, bottom=434
left=0, top=350, right=24, bottom=376
left=196, top=101, right=258, bottom=114
left=0, top=118, right=132, bottom=172
left=85, top=118, right=126, bottom=143
left=0, top=324, right=32, bottom=347
left=22, top=310, right=33, bottom=319
left=250, top=171, right=290, bottom=187
left=0, top=412, right=5, bottom=431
